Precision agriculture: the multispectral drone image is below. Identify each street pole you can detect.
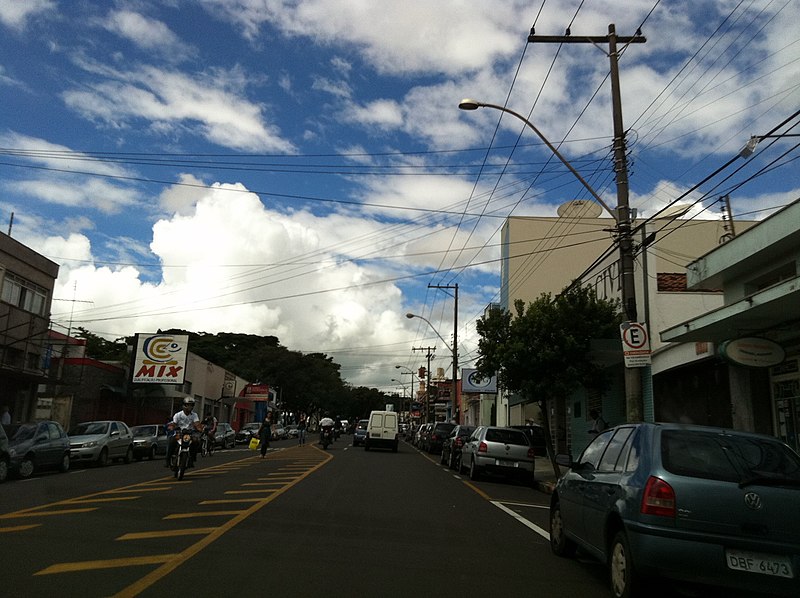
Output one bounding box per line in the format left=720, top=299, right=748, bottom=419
left=429, top=283, right=459, bottom=423
left=412, top=346, right=436, bottom=423
left=526, top=22, right=646, bottom=422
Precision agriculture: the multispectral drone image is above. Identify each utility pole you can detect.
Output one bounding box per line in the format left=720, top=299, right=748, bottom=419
left=528, top=23, right=646, bottom=423
left=412, top=346, right=436, bottom=423
left=429, top=283, right=458, bottom=422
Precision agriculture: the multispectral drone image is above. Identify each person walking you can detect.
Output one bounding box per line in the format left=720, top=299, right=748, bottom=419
left=588, top=409, right=608, bottom=436
left=297, top=414, right=307, bottom=445
left=258, top=412, right=273, bottom=458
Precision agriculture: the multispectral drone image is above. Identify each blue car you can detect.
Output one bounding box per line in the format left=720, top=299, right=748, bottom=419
left=550, top=422, right=800, bottom=598
left=352, top=419, right=368, bottom=447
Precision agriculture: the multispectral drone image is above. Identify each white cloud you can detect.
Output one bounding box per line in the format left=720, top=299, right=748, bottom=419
left=103, top=9, right=195, bottom=62
left=0, top=0, right=56, bottom=31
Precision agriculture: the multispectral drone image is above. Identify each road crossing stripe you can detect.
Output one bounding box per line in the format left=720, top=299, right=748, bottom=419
left=117, top=528, right=217, bottom=540
left=0, top=524, right=41, bottom=532
left=0, top=508, right=98, bottom=519
left=224, top=489, right=278, bottom=494
left=65, top=496, right=141, bottom=504
left=163, top=511, right=244, bottom=519
left=36, top=554, right=178, bottom=575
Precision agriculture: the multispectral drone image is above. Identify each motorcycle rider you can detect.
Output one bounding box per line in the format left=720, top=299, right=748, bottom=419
left=319, top=414, right=335, bottom=445
left=165, top=397, right=201, bottom=468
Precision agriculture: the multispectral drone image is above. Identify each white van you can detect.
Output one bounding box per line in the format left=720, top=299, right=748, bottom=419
left=364, top=410, right=399, bottom=452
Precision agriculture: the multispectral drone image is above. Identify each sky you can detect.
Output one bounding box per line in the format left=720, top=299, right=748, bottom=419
left=1, top=0, right=798, bottom=394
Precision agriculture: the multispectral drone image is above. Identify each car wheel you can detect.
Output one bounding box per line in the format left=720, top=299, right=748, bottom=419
left=149, top=445, right=157, bottom=460
left=59, top=453, right=70, bottom=473
left=96, top=447, right=109, bottom=467
left=609, top=529, right=639, bottom=598
left=440, top=450, right=447, bottom=465
left=0, top=458, right=8, bottom=483
left=122, top=445, right=133, bottom=464
left=469, top=458, right=481, bottom=481
left=19, top=456, right=35, bottom=479
left=549, top=500, right=576, bottom=557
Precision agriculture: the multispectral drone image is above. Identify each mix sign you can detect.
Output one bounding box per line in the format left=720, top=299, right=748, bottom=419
left=131, top=333, right=189, bottom=383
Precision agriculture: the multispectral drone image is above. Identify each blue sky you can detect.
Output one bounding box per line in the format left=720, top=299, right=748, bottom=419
left=0, top=0, right=798, bottom=392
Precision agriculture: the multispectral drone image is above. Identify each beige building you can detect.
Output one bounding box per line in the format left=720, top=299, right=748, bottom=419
left=499, top=200, right=758, bottom=453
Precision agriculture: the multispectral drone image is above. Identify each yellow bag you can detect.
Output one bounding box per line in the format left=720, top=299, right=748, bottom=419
left=249, top=437, right=260, bottom=450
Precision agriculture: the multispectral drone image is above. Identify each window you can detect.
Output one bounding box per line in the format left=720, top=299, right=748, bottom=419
left=0, top=272, right=48, bottom=316
left=578, top=429, right=614, bottom=469
left=598, top=427, right=634, bottom=472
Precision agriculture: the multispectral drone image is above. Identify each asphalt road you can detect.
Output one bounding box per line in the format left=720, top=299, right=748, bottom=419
left=0, top=436, right=609, bottom=598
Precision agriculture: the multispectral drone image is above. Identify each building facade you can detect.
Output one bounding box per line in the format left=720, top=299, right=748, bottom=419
left=0, top=233, right=59, bottom=424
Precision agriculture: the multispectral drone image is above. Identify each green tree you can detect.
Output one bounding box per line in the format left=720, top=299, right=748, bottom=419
left=475, top=285, right=620, bottom=474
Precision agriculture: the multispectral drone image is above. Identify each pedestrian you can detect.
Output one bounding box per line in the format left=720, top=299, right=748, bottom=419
left=259, top=412, right=273, bottom=458
left=1, top=405, right=10, bottom=426
left=297, top=414, right=307, bottom=445
left=588, top=409, right=608, bottom=435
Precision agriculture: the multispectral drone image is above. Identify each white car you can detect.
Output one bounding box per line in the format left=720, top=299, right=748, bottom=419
left=69, top=420, right=134, bottom=466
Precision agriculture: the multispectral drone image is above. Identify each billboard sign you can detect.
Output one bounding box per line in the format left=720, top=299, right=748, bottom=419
left=461, top=368, right=497, bottom=394
left=131, top=333, right=189, bottom=384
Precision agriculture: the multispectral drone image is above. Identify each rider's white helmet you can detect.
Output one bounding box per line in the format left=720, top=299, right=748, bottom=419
left=183, top=397, right=195, bottom=407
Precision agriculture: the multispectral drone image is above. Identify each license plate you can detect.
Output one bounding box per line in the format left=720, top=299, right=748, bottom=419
left=495, top=459, right=518, bottom=467
left=726, top=549, right=794, bottom=578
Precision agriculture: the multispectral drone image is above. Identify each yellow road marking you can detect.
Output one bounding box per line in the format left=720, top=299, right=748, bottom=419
left=223, top=489, right=277, bottom=495
left=0, top=524, right=41, bottom=532
left=163, top=511, right=244, bottom=519
left=117, top=528, right=217, bottom=540
left=199, top=498, right=264, bottom=505
left=36, top=554, right=177, bottom=575
left=65, top=496, right=140, bottom=504
left=0, top=508, right=98, bottom=519
left=463, top=480, right=492, bottom=501
left=113, top=446, right=332, bottom=597
left=105, top=487, right=169, bottom=493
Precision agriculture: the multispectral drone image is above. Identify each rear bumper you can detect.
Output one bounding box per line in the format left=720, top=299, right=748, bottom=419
left=475, top=454, right=534, bottom=474
left=627, top=523, right=800, bottom=596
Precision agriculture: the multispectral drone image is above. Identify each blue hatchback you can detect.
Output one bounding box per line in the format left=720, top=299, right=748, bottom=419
left=550, top=422, right=800, bottom=598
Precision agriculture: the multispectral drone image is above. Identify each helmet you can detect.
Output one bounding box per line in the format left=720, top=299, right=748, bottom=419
left=183, top=397, right=195, bottom=407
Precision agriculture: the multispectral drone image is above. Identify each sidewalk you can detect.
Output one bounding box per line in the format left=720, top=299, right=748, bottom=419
left=534, top=457, right=559, bottom=495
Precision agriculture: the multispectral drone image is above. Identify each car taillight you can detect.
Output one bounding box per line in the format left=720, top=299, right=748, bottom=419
left=641, top=476, right=676, bottom=517
left=478, top=441, right=488, bottom=453
left=432, top=434, right=439, bottom=441
left=455, top=437, right=463, bottom=448
left=527, top=448, right=535, bottom=459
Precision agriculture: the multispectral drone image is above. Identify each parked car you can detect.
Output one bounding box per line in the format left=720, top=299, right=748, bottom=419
left=213, top=422, right=236, bottom=449
left=440, top=425, right=476, bottom=470
left=236, top=422, right=261, bottom=444
left=426, top=422, right=456, bottom=454
left=130, top=424, right=169, bottom=460
left=272, top=424, right=287, bottom=440
left=460, top=426, right=535, bottom=484
left=0, top=423, right=9, bottom=483
left=352, top=419, right=369, bottom=447
left=285, top=424, right=299, bottom=438
left=549, top=423, right=800, bottom=598
left=414, top=423, right=432, bottom=449
left=5, top=421, right=70, bottom=479
left=511, top=424, right=547, bottom=457
left=68, top=420, right=134, bottom=466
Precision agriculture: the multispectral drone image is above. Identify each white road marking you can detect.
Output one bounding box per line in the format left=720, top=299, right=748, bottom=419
left=491, top=500, right=549, bottom=540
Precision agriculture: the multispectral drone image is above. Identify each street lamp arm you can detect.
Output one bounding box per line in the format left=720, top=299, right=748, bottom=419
left=406, top=312, right=452, bottom=350
left=458, top=99, right=616, bottom=220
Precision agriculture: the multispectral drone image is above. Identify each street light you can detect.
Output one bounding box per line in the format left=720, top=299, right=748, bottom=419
left=406, top=312, right=458, bottom=422
left=459, top=98, right=643, bottom=423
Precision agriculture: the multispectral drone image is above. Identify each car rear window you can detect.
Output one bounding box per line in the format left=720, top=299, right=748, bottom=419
left=662, top=430, right=800, bottom=483
left=485, top=428, right=528, bottom=446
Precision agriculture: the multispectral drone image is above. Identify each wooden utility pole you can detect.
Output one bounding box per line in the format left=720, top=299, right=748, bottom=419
left=429, top=283, right=459, bottom=422
left=528, top=23, right=646, bottom=423
left=412, top=346, right=436, bottom=422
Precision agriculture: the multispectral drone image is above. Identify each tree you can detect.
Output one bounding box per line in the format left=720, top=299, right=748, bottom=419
left=475, top=285, right=620, bottom=475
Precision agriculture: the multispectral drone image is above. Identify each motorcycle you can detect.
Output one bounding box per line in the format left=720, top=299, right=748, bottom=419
left=171, top=428, right=195, bottom=480
left=320, top=426, right=333, bottom=449
left=200, top=427, right=213, bottom=457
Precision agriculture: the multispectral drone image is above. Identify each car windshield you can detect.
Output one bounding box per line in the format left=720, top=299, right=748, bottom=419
left=485, top=428, right=528, bottom=446
left=131, top=426, right=156, bottom=437
left=357, top=421, right=368, bottom=430
left=71, top=422, right=110, bottom=436
left=662, top=430, right=800, bottom=484
left=7, top=423, right=37, bottom=442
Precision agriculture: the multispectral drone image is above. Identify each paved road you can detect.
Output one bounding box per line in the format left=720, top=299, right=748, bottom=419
left=1, top=436, right=606, bottom=598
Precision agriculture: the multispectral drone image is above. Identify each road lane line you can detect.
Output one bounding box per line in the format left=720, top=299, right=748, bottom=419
left=65, top=496, right=141, bottom=504
left=0, top=524, right=42, bottom=532
left=112, top=446, right=332, bottom=598
left=0, top=508, right=98, bottom=519
left=36, top=554, right=178, bottom=575
left=223, top=489, right=278, bottom=495
left=462, top=480, right=492, bottom=501
left=491, top=501, right=549, bottom=540
left=117, top=528, right=217, bottom=540
left=163, top=511, right=244, bottom=519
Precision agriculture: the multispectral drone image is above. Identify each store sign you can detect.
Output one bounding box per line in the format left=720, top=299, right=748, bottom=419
left=131, top=333, right=189, bottom=383
left=461, top=368, right=497, bottom=394
left=720, top=337, right=785, bottom=368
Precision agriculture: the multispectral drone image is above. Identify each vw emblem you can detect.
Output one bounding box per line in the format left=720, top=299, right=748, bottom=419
left=744, top=492, right=762, bottom=510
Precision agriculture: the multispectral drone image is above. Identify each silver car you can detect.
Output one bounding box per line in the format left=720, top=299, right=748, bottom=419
left=459, top=426, right=535, bottom=484
left=130, top=424, right=169, bottom=460
left=69, top=420, right=134, bottom=466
